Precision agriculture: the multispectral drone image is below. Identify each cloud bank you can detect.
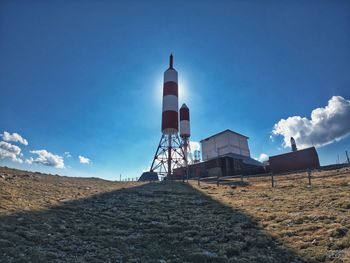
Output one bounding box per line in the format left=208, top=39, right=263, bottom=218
left=256, top=153, right=269, bottom=162
left=1, top=131, right=28, bottom=145
left=27, top=150, right=65, bottom=168
left=0, top=141, right=23, bottom=163
left=79, top=155, right=91, bottom=164
left=272, top=96, right=350, bottom=149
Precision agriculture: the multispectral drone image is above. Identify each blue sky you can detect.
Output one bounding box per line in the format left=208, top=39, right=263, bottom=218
left=1, top=0, right=350, bottom=180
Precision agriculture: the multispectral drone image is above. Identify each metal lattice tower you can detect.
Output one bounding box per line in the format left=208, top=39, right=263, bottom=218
left=150, top=133, right=186, bottom=180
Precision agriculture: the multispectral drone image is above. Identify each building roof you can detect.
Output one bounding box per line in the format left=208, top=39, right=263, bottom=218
left=220, top=153, right=264, bottom=166
left=196, top=152, right=264, bottom=167
left=200, top=129, right=249, bottom=142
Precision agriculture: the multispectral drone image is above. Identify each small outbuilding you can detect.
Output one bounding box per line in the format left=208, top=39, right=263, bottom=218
left=201, top=129, right=250, bottom=161
left=173, top=129, right=265, bottom=179
left=269, top=147, right=320, bottom=174
left=138, top=172, right=159, bottom=181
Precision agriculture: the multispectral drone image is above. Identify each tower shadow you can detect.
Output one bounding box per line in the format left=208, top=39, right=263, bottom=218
left=0, top=182, right=309, bottom=262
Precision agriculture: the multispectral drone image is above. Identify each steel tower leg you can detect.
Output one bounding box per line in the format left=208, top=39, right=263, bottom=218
left=150, top=134, right=164, bottom=172
left=150, top=133, right=187, bottom=180
left=168, top=134, right=172, bottom=178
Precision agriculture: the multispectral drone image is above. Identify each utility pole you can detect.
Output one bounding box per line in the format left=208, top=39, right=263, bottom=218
left=120, top=174, right=121, bottom=181
left=346, top=151, right=350, bottom=164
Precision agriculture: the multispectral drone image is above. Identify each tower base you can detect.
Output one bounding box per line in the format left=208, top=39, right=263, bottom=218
left=150, top=133, right=186, bottom=180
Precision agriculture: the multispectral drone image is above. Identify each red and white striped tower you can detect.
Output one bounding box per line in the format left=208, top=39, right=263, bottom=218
left=180, top=103, right=191, bottom=179
left=150, top=55, right=186, bottom=179
left=180, top=103, right=191, bottom=159
left=162, top=54, right=178, bottom=134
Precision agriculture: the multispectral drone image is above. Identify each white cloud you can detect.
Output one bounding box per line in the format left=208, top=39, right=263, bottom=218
left=0, top=141, right=23, bottom=163
left=189, top=141, right=201, bottom=161
left=25, top=158, right=33, bottom=164
left=190, top=141, right=201, bottom=152
left=255, top=153, right=269, bottom=162
left=79, top=155, right=91, bottom=164
left=272, top=96, right=350, bottom=149
left=1, top=131, right=28, bottom=145
left=28, top=150, right=65, bottom=168
left=64, top=152, right=72, bottom=158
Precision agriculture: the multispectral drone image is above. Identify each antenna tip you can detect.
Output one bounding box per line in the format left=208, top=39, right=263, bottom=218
left=169, top=54, right=173, bottom=68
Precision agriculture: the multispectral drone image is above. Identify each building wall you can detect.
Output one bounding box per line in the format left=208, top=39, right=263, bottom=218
left=173, top=156, right=265, bottom=179
left=201, top=131, right=250, bottom=161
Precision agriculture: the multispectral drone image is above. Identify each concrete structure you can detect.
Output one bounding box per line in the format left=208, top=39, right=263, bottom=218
left=201, top=129, right=250, bottom=161
left=269, top=147, right=320, bottom=174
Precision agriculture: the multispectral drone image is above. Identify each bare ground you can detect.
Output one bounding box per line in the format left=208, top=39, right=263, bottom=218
left=0, top=166, right=349, bottom=262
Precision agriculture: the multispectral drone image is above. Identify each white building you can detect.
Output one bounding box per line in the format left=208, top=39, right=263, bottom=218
left=200, top=129, right=250, bottom=161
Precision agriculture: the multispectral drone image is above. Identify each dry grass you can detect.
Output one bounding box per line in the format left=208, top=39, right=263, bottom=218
left=0, top=166, right=349, bottom=262
left=190, top=168, right=350, bottom=262
left=0, top=167, right=140, bottom=215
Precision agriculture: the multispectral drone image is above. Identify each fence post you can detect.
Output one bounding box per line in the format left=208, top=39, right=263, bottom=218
left=241, top=174, right=243, bottom=183
left=197, top=172, right=200, bottom=186
left=307, top=169, right=312, bottom=187
left=217, top=173, right=220, bottom=187
left=271, top=173, right=275, bottom=188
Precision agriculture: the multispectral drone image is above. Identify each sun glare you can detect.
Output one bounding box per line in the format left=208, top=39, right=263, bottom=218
left=152, top=73, right=191, bottom=108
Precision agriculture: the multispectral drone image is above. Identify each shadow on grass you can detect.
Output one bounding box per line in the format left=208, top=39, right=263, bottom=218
left=0, top=182, right=308, bottom=263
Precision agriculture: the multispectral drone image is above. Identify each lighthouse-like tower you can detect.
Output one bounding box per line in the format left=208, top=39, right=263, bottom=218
left=180, top=103, right=191, bottom=179
left=162, top=54, right=178, bottom=135
left=180, top=103, right=191, bottom=163
left=150, top=55, right=187, bottom=179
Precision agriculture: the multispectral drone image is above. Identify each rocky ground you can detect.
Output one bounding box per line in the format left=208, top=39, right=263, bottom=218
left=0, top=166, right=349, bottom=262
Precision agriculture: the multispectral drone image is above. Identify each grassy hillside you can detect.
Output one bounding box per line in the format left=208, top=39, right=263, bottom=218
left=191, top=169, right=350, bottom=262
left=0, top=166, right=349, bottom=262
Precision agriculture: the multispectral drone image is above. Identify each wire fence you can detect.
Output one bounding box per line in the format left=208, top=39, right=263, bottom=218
left=192, top=166, right=350, bottom=188
left=119, top=165, right=349, bottom=186
left=119, top=177, right=139, bottom=182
